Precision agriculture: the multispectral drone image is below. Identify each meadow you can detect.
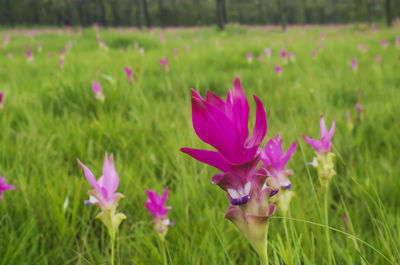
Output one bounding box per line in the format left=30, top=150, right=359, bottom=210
left=0, top=23, right=400, bottom=265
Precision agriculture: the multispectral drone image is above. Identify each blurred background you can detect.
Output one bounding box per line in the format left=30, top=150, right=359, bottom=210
left=0, top=0, right=397, bottom=29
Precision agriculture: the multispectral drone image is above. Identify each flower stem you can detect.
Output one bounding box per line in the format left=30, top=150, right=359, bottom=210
left=110, top=234, right=115, bottom=265
left=259, top=222, right=269, bottom=265
left=323, top=187, right=332, bottom=265
left=161, top=239, right=168, bottom=265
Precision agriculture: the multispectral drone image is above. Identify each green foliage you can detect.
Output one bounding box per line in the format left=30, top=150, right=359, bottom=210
left=0, top=25, right=400, bottom=264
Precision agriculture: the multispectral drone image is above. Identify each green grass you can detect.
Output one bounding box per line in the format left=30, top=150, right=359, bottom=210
left=0, top=23, right=400, bottom=264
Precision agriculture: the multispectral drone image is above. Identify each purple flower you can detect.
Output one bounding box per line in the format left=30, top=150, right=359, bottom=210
left=159, top=57, right=169, bottom=71
left=380, top=39, right=388, bottom=48
left=259, top=134, right=297, bottom=189
left=174, top=48, right=178, bottom=56
left=77, top=153, right=123, bottom=209
left=302, top=116, right=335, bottom=154
left=0, top=176, right=16, bottom=201
left=124, top=67, right=134, bottom=84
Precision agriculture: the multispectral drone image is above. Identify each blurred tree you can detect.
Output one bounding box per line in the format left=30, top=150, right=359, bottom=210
left=385, top=0, right=392, bottom=27
left=141, top=0, right=151, bottom=27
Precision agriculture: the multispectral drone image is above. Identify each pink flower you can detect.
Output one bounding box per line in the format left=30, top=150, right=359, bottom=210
left=246, top=53, right=253, bottom=62
left=48, top=52, right=53, bottom=58
left=288, top=52, right=295, bottom=61
left=0, top=92, right=4, bottom=109
left=358, top=44, right=367, bottom=52
left=0, top=176, right=16, bottom=201
left=123, top=67, right=134, bottom=84
left=93, top=22, right=99, bottom=28
left=265, top=48, right=271, bottom=57
left=91, top=81, right=104, bottom=101
left=65, top=25, right=71, bottom=31
left=318, top=44, right=323, bottom=50
left=59, top=59, right=64, bottom=68
left=145, top=187, right=174, bottom=236
left=3, top=35, right=10, bottom=44
left=395, top=36, right=399, bottom=48
left=139, top=48, right=144, bottom=54
left=311, top=50, right=316, bottom=57
left=350, top=58, right=357, bottom=71
left=77, top=153, right=123, bottom=209
left=133, top=42, right=139, bottom=48
left=275, top=66, right=282, bottom=76
left=259, top=134, right=297, bottom=189
left=174, top=48, right=178, bottom=56
left=376, top=55, right=381, bottom=63
left=280, top=49, right=287, bottom=59
left=26, top=50, right=33, bottom=61
left=181, top=77, right=267, bottom=203
left=7, top=53, right=12, bottom=59
left=145, top=187, right=172, bottom=220
left=160, top=35, right=166, bottom=43
left=159, top=57, right=169, bottom=71
left=301, top=115, right=335, bottom=154
left=320, top=33, right=325, bottom=40
left=78, top=27, right=83, bottom=33
left=356, top=103, right=362, bottom=115
left=258, top=55, right=263, bottom=62
left=380, top=39, right=388, bottom=48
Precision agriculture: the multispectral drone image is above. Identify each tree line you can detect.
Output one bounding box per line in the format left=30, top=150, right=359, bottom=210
left=0, top=0, right=397, bottom=29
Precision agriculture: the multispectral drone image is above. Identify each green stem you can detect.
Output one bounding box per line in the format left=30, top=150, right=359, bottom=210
left=259, top=222, right=269, bottom=265
left=324, top=187, right=332, bottom=265
left=161, top=239, right=167, bottom=265
left=110, top=234, right=115, bottom=265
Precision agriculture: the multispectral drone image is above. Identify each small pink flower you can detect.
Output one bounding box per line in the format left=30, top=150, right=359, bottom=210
left=280, top=49, right=287, bottom=59
left=139, top=48, right=144, bottom=54
left=145, top=187, right=174, bottom=236
left=311, top=50, right=316, bottom=57
left=78, top=27, right=83, bottom=33
left=320, top=33, right=325, bottom=40
left=375, top=55, right=381, bottom=63
left=380, top=39, right=388, bottom=48
left=246, top=53, right=253, bottom=62
left=301, top=115, right=335, bottom=154
left=288, top=52, right=295, bottom=61
left=92, top=81, right=104, bottom=101
left=123, top=67, right=134, bottom=84
left=358, top=44, right=367, bottom=52
left=0, top=175, right=16, bottom=201
left=275, top=66, right=282, bottom=76
left=160, top=35, right=166, bottom=43
left=258, top=55, right=263, bottom=62
left=133, top=42, right=139, bottom=48
left=48, top=52, right=53, bottom=58
left=0, top=92, right=3, bottom=108
left=356, top=103, right=362, bottom=116
left=174, top=48, right=178, bottom=56
left=59, top=59, right=64, bottom=68
left=265, top=48, right=271, bottom=57
left=7, top=53, right=12, bottom=59
left=3, top=35, right=10, bottom=44
left=159, top=57, right=169, bottom=72
left=395, top=36, right=399, bottom=48
left=93, top=22, right=99, bottom=28
left=65, top=25, right=71, bottom=31
left=26, top=50, right=33, bottom=61
left=350, top=58, right=357, bottom=71
left=318, top=44, right=323, bottom=50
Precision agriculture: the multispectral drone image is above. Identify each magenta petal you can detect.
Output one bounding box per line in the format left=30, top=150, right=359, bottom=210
left=245, top=95, right=267, bottom=152
left=161, top=186, right=168, bottom=206
left=280, top=141, right=297, bottom=167
left=191, top=88, right=203, bottom=100
left=180, top=148, right=232, bottom=172
left=328, top=119, right=336, bottom=139
left=232, top=77, right=250, bottom=142
left=206, top=91, right=226, bottom=112
left=102, top=153, right=119, bottom=199
left=320, top=116, right=328, bottom=139
left=191, top=96, right=242, bottom=163
left=77, top=159, right=100, bottom=190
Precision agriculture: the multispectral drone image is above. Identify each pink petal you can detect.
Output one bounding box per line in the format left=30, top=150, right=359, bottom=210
left=77, top=159, right=100, bottom=190
left=180, top=148, right=232, bottom=172
left=245, top=95, right=267, bottom=154
left=102, top=153, right=119, bottom=199
left=191, top=96, right=242, bottom=163
left=232, top=77, right=250, bottom=142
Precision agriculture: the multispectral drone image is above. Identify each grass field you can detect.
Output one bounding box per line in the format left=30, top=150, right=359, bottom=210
left=1, top=24, right=400, bottom=265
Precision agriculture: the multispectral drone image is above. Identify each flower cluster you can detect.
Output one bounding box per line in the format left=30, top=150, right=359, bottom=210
left=181, top=77, right=297, bottom=259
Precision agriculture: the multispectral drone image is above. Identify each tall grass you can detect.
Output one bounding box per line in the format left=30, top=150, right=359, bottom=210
left=0, top=24, right=399, bottom=264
